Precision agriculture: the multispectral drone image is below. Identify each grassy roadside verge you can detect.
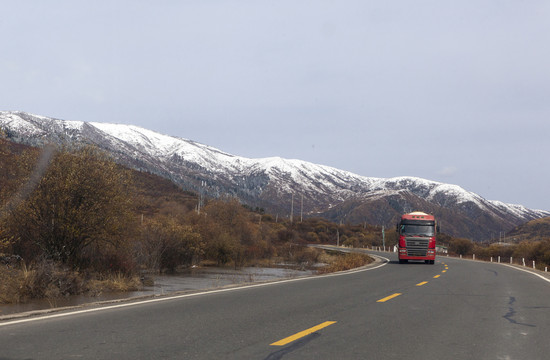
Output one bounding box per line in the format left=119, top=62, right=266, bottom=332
left=317, top=251, right=374, bottom=273
left=0, top=261, right=141, bottom=305
left=0, top=247, right=373, bottom=305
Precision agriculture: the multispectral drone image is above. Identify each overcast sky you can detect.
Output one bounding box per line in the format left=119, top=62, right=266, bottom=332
left=2, top=1, right=549, bottom=211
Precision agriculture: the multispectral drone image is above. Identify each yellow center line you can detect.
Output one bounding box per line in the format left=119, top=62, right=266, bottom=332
left=377, top=293, right=402, bottom=303
left=416, top=281, right=428, bottom=286
left=433, top=274, right=440, bottom=278
left=270, top=321, right=337, bottom=346
left=442, top=270, right=447, bottom=273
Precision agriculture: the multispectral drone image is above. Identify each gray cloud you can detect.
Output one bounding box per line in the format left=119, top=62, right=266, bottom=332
left=1, top=1, right=549, bottom=210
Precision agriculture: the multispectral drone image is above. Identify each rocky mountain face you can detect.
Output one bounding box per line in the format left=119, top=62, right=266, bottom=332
left=1, top=111, right=548, bottom=241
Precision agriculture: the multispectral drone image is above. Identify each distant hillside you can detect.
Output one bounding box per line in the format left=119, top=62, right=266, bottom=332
left=507, top=217, right=550, bottom=242
left=2, top=111, right=549, bottom=241
left=319, top=192, right=505, bottom=241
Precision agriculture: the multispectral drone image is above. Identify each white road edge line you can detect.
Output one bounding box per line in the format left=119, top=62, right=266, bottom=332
left=0, top=255, right=389, bottom=327
left=448, top=255, right=550, bottom=285
left=499, top=263, right=550, bottom=284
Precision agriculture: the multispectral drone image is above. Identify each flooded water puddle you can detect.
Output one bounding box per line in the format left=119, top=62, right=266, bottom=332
left=0, top=267, right=314, bottom=316
left=145, top=267, right=312, bottom=294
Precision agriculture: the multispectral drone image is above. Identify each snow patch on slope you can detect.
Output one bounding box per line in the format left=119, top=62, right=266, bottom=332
left=1, top=111, right=548, bottom=221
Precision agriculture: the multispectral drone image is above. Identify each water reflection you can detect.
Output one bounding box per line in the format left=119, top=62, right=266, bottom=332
left=0, top=267, right=314, bottom=316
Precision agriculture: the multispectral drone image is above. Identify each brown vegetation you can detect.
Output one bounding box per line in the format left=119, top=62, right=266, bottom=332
left=317, top=251, right=373, bottom=273
left=0, top=260, right=141, bottom=304
left=3, top=146, right=133, bottom=267
left=437, top=229, right=550, bottom=270
left=0, top=138, right=378, bottom=304
left=507, top=216, right=550, bottom=242
left=3, top=135, right=548, bottom=305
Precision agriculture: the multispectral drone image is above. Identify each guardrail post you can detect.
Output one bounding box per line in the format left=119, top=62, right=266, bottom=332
left=473, top=254, right=475, bottom=260
left=498, top=256, right=500, bottom=263
left=460, top=254, right=462, bottom=259
left=510, top=257, right=513, bottom=264
left=546, top=267, right=548, bottom=272
left=533, top=261, right=536, bottom=269
left=490, top=257, right=493, bottom=262
left=522, top=258, right=526, bottom=266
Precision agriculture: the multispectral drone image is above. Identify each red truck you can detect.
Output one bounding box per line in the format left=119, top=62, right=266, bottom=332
left=397, top=212, right=438, bottom=264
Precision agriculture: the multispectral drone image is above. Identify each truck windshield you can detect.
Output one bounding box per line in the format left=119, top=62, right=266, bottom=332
left=401, top=224, right=434, bottom=236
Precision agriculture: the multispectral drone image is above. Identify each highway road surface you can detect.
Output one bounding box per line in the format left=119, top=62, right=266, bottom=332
left=1, top=251, right=549, bottom=359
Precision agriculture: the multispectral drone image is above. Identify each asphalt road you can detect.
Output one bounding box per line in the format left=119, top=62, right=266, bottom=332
left=1, top=252, right=549, bottom=360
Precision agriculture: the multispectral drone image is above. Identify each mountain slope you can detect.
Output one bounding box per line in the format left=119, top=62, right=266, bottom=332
left=1, top=111, right=548, bottom=240
left=506, top=217, right=550, bottom=242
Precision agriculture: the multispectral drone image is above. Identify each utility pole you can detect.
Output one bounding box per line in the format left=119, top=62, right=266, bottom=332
left=300, top=194, right=303, bottom=223
left=382, top=225, right=385, bottom=250
left=197, top=182, right=201, bottom=214
left=197, top=180, right=205, bottom=214
left=290, top=193, right=294, bottom=224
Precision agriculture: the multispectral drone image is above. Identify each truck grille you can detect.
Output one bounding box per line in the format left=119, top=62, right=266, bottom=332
left=406, top=237, right=429, bottom=256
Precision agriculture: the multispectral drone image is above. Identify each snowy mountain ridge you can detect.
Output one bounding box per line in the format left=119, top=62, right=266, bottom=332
left=1, top=111, right=548, bottom=240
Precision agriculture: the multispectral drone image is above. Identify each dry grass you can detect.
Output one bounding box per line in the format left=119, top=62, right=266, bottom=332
left=0, top=261, right=83, bottom=304
left=0, top=250, right=371, bottom=304
left=0, top=268, right=23, bottom=304
left=317, top=252, right=373, bottom=274
left=0, top=262, right=141, bottom=304
left=86, top=273, right=142, bottom=296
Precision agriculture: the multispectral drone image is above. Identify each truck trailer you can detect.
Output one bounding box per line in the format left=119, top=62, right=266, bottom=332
left=397, top=211, right=438, bottom=264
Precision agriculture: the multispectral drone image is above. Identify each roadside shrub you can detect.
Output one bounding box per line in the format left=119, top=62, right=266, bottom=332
left=277, top=229, right=296, bottom=243
left=287, top=246, right=321, bottom=268
left=0, top=267, right=24, bottom=303
left=137, top=216, right=204, bottom=273
left=0, top=260, right=84, bottom=303
left=3, top=146, right=133, bottom=268
left=86, top=273, right=142, bottom=296
left=448, top=238, right=474, bottom=256
left=0, top=260, right=142, bottom=304
left=318, top=252, right=373, bottom=274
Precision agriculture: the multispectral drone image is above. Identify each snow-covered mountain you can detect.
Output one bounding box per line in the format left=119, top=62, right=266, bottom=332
left=1, top=111, right=548, bottom=240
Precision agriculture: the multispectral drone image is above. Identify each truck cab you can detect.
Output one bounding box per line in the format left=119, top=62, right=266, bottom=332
left=397, top=212, right=437, bottom=264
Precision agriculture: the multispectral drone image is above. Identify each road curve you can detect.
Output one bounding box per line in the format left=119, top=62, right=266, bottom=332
left=1, top=252, right=549, bottom=360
